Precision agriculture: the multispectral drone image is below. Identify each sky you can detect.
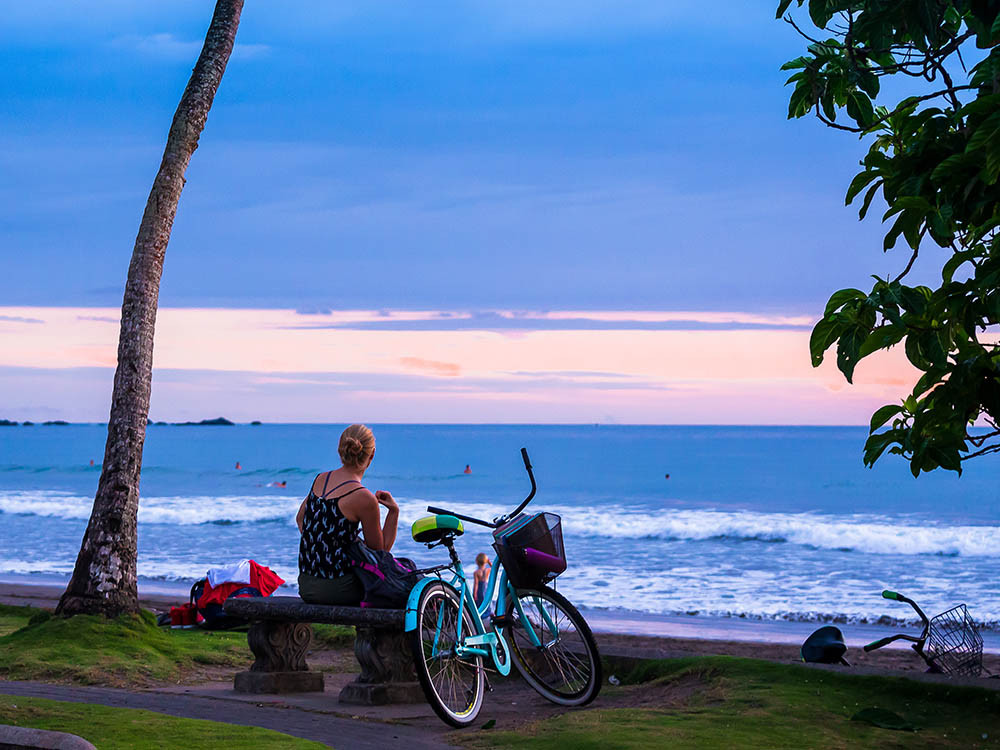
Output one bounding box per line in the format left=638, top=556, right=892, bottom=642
left=0, top=1, right=935, bottom=423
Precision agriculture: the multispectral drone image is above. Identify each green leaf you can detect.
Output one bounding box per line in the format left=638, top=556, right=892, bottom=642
left=780, top=56, right=809, bottom=71
left=808, top=0, right=832, bottom=27
left=942, top=249, right=974, bottom=283
left=836, top=325, right=868, bottom=383
left=851, top=707, right=917, bottom=732
left=824, top=288, right=865, bottom=317
left=775, top=0, right=795, bottom=19
left=966, top=110, right=1000, bottom=153
left=864, top=430, right=902, bottom=466
left=858, top=181, right=883, bottom=220
left=809, top=317, right=842, bottom=367
left=846, top=92, right=874, bottom=128
left=869, top=404, right=903, bottom=433
left=845, top=171, right=879, bottom=204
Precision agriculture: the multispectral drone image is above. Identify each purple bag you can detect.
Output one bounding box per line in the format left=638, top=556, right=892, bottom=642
left=346, top=542, right=423, bottom=608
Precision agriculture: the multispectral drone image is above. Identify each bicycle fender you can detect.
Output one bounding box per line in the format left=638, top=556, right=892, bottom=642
left=404, top=577, right=453, bottom=631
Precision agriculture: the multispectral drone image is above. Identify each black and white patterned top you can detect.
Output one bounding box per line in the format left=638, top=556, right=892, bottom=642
left=298, top=476, right=363, bottom=580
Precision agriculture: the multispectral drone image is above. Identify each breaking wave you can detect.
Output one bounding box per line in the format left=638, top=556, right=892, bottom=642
left=3, top=491, right=999, bottom=558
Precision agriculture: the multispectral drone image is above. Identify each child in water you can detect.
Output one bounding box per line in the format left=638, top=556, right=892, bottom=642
left=473, top=552, right=491, bottom=607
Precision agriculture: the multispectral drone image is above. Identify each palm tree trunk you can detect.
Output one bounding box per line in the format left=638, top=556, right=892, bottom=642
left=57, top=0, right=245, bottom=617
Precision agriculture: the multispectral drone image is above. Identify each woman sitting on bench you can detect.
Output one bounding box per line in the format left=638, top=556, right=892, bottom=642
left=295, top=424, right=399, bottom=605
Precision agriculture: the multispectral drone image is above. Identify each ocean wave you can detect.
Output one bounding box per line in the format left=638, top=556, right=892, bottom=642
left=3, top=490, right=1000, bottom=557
left=553, top=508, right=1000, bottom=558
left=390, top=499, right=1000, bottom=558
left=0, top=491, right=299, bottom=525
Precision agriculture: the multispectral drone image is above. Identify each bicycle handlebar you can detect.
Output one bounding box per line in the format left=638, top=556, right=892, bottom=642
left=863, top=633, right=922, bottom=652
left=880, top=590, right=930, bottom=626
left=503, top=448, right=536, bottom=521
left=425, top=447, right=537, bottom=530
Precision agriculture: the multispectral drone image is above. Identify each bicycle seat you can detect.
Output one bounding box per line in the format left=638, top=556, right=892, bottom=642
left=801, top=626, right=849, bottom=666
left=412, top=514, right=465, bottom=543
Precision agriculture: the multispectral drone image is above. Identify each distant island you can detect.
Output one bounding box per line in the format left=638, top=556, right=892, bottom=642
left=2, top=417, right=249, bottom=426
left=250, top=420, right=262, bottom=425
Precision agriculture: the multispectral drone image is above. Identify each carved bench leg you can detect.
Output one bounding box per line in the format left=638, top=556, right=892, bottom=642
left=338, top=625, right=424, bottom=705
left=234, top=621, right=324, bottom=694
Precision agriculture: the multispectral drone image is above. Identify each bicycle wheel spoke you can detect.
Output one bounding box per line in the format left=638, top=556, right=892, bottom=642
left=505, top=587, right=599, bottom=705
left=411, top=584, right=484, bottom=723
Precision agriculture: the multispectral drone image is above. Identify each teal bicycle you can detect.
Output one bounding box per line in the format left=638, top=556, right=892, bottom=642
left=405, top=448, right=602, bottom=727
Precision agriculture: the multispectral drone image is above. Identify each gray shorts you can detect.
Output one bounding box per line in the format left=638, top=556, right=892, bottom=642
left=297, top=571, right=364, bottom=605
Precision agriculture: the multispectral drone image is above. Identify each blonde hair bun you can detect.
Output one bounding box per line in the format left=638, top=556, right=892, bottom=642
left=339, top=424, right=375, bottom=468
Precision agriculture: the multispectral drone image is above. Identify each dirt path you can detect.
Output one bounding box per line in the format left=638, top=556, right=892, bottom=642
left=0, top=680, right=452, bottom=750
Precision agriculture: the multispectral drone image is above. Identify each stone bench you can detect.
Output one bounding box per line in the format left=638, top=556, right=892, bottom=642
left=223, top=596, right=422, bottom=705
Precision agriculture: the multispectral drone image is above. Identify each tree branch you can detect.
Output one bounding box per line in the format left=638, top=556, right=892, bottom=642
left=893, top=247, right=920, bottom=281
left=961, top=442, right=1000, bottom=460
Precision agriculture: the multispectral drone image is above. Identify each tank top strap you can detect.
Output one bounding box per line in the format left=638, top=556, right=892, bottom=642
left=332, top=485, right=365, bottom=502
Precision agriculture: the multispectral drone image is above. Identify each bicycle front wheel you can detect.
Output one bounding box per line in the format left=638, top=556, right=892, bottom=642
left=408, top=580, right=485, bottom=727
left=504, top=585, right=602, bottom=705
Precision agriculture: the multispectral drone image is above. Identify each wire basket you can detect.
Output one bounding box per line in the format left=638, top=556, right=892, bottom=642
left=493, top=512, right=567, bottom=589
left=925, top=604, right=983, bottom=678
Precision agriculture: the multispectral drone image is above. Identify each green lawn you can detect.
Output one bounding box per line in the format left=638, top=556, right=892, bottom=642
left=0, top=695, right=325, bottom=749
left=0, top=603, right=37, bottom=637
left=0, top=606, right=248, bottom=686
left=465, top=656, right=1000, bottom=749
left=312, top=622, right=356, bottom=649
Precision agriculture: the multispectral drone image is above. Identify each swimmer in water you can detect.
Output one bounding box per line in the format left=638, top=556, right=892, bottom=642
left=235, top=461, right=242, bottom=470
left=464, top=464, right=471, bottom=474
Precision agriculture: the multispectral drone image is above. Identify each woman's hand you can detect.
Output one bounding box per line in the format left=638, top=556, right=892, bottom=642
left=375, top=490, right=398, bottom=512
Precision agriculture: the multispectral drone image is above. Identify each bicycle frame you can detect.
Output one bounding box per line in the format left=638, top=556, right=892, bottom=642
left=405, top=548, right=557, bottom=678
left=404, top=447, right=559, bottom=678
left=863, top=590, right=931, bottom=659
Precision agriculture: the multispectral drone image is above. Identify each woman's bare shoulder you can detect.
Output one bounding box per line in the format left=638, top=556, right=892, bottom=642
left=339, top=486, right=377, bottom=512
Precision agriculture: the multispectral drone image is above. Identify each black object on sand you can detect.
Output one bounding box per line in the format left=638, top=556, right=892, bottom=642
left=801, top=625, right=849, bottom=666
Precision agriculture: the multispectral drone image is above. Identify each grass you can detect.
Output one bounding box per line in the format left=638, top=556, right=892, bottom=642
left=0, top=603, right=38, bottom=636
left=464, top=656, right=1000, bottom=749
left=312, top=623, right=356, bottom=649
left=0, top=606, right=248, bottom=686
left=0, top=695, right=326, bottom=749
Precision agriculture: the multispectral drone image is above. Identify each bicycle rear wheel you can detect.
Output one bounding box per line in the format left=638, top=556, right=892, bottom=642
left=408, top=581, right=485, bottom=727
left=503, top=585, right=601, bottom=705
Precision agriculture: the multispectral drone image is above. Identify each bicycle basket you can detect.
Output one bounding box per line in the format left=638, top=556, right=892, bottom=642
left=925, top=604, right=983, bottom=678
left=492, top=512, right=567, bottom=589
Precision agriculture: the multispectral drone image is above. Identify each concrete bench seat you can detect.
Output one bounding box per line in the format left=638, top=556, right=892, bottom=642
left=223, top=596, right=421, bottom=705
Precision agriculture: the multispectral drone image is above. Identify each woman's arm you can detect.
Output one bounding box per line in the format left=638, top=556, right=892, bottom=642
left=375, top=491, right=399, bottom=551
left=295, top=499, right=307, bottom=533
left=347, top=491, right=389, bottom=551
left=344, top=490, right=399, bottom=552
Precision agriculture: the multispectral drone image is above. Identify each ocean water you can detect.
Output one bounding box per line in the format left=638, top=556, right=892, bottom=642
left=2, top=424, right=999, bottom=630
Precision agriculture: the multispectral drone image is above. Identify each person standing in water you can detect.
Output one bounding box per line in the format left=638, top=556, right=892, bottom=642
left=464, top=464, right=472, bottom=474
left=473, top=552, right=492, bottom=607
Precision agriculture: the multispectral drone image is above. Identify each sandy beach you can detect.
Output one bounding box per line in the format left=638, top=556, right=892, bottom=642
left=4, top=579, right=999, bottom=679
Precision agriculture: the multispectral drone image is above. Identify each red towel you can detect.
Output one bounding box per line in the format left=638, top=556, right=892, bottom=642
left=197, top=560, right=284, bottom=609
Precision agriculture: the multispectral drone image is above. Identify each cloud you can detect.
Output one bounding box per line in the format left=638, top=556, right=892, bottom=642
left=111, top=33, right=270, bottom=62
left=399, top=357, right=462, bottom=377
left=0, top=315, right=43, bottom=324
left=76, top=315, right=118, bottom=324
left=280, top=309, right=813, bottom=332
